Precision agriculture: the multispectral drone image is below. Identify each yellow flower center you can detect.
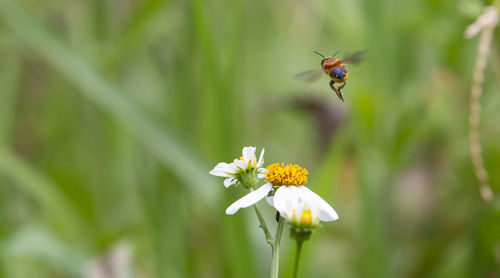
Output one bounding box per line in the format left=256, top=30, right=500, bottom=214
left=300, top=209, right=313, bottom=226
left=265, top=163, right=308, bottom=187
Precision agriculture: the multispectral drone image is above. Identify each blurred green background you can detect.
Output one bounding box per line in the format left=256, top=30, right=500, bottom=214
left=1, top=0, right=500, bottom=277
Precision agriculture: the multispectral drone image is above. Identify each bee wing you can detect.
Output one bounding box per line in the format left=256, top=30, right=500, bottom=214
left=341, top=50, right=367, bottom=65
left=294, top=69, right=324, bottom=82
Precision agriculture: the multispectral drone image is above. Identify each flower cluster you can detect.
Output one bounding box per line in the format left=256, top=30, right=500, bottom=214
left=210, top=146, right=338, bottom=232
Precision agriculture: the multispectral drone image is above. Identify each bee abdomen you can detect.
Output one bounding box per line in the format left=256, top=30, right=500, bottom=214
left=330, top=67, right=346, bottom=80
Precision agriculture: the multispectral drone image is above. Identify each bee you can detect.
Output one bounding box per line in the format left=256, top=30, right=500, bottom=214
left=295, top=50, right=367, bottom=102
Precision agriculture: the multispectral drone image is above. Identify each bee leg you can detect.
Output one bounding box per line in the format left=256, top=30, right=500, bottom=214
left=338, top=81, right=346, bottom=90
left=330, top=80, right=344, bottom=102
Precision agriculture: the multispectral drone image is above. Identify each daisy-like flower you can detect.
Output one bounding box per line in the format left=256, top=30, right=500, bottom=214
left=209, top=146, right=266, bottom=188
left=210, top=146, right=270, bottom=215
left=266, top=163, right=338, bottom=225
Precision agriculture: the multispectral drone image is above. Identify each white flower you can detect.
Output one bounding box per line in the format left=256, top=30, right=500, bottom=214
left=263, top=162, right=338, bottom=226
left=209, top=146, right=266, bottom=188
left=273, top=186, right=338, bottom=227
left=209, top=146, right=270, bottom=215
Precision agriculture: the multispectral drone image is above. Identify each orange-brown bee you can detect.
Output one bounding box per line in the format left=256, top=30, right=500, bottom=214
left=295, top=50, right=367, bottom=102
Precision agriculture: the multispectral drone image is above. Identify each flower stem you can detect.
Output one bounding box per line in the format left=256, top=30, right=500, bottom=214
left=253, top=204, right=273, bottom=245
left=271, top=216, right=285, bottom=278
left=292, top=239, right=304, bottom=278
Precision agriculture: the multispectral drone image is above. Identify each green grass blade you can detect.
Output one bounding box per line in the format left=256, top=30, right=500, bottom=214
left=0, top=0, right=218, bottom=206
left=0, top=147, right=85, bottom=238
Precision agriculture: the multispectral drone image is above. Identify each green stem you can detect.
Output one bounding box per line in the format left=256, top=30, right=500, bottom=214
left=292, top=240, right=304, bottom=278
left=253, top=204, right=273, bottom=245
left=271, top=216, right=285, bottom=278
left=248, top=186, right=273, bottom=246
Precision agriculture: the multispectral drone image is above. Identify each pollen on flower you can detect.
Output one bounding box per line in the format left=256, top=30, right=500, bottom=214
left=265, top=163, right=308, bottom=187
left=300, top=209, right=313, bottom=226
left=233, top=156, right=244, bottom=162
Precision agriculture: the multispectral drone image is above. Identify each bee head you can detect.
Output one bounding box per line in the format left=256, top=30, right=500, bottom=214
left=330, top=67, right=346, bottom=79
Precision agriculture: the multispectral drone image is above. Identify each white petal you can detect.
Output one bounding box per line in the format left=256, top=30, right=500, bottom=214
left=317, top=200, right=339, bottom=221
left=242, top=146, right=256, bottom=161
left=209, top=162, right=236, bottom=177
left=223, top=177, right=238, bottom=188
left=233, top=159, right=248, bottom=170
left=225, top=183, right=272, bottom=215
left=300, top=187, right=339, bottom=221
left=273, top=186, right=299, bottom=215
left=257, top=148, right=265, bottom=167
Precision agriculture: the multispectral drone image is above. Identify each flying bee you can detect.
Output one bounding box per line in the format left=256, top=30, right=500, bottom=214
left=295, top=50, right=367, bottom=102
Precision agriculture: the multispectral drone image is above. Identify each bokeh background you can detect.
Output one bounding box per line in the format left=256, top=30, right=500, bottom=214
left=1, top=0, right=500, bottom=277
